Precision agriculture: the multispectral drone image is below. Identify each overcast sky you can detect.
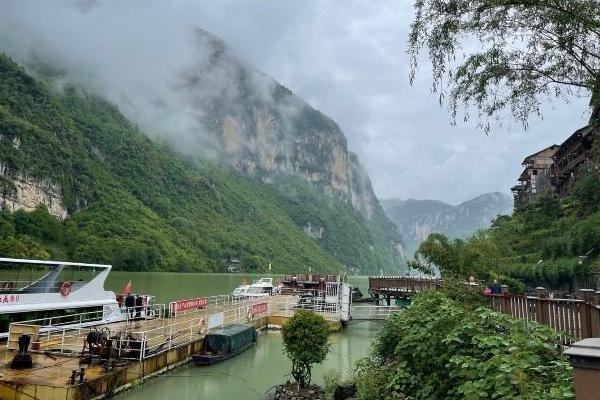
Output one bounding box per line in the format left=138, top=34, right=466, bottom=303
left=0, top=0, right=592, bottom=204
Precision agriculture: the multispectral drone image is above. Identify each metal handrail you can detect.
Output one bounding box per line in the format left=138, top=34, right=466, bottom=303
left=6, top=290, right=350, bottom=361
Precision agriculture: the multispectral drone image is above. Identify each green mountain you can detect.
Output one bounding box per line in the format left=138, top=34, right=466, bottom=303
left=0, top=53, right=403, bottom=274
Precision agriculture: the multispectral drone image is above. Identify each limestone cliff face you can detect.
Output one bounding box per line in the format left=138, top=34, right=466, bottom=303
left=348, top=153, right=377, bottom=219
left=180, top=29, right=379, bottom=220
left=0, top=163, right=67, bottom=219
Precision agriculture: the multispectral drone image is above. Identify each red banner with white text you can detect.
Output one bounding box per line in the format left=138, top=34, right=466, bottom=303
left=169, top=297, right=208, bottom=315
left=252, top=302, right=268, bottom=316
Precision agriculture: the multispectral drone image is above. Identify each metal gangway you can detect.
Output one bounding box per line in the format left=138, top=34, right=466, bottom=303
left=350, top=304, right=403, bottom=321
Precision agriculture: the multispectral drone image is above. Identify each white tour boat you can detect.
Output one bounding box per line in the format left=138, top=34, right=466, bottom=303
left=251, top=277, right=274, bottom=294
left=231, top=277, right=274, bottom=299
left=0, top=257, right=147, bottom=339
left=232, top=284, right=251, bottom=299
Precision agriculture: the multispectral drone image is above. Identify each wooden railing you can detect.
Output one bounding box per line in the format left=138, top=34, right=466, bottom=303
left=368, top=276, right=443, bottom=294
left=487, top=288, right=600, bottom=343
left=281, top=274, right=341, bottom=283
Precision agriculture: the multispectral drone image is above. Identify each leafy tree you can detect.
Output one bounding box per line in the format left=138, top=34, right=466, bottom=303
left=411, top=233, right=458, bottom=276
left=571, top=151, right=600, bottom=214
left=281, top=310, right=331, bottom=388
left=409, top=0, right=600, bottom=130
left=411, top=232, right=502, bottom=279
left=0, top=210, right=15, bottom=238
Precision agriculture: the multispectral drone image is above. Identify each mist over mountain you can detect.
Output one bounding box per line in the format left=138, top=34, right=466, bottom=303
left=0, top=2, right=405, bottom=273
left=382, top=192, right=514, bottom=256
left=0, top=2, right=389, bottom=219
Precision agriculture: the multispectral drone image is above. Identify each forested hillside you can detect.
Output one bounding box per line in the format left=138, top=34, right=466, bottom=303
left=0, top=54, right=401, bottom=273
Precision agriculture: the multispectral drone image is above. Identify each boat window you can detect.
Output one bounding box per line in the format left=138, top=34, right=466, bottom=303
left=0, top=261, right=103, bottom=294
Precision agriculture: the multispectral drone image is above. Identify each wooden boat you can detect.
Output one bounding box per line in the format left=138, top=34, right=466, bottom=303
left=192, top=324, right=257, bottom=365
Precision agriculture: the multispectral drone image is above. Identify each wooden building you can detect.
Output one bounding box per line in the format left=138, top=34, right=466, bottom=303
left=551, top=124, right=598, bottom=197
left=512, top=145, right=559, bottom=208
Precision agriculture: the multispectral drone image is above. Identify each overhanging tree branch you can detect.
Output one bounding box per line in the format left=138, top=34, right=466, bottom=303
left=409, top=0, right=600, bottom=130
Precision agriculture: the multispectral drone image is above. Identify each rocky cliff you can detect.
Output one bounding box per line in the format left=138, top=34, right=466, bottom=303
left=114, top=28, right=403, bottom=270
left=382, top=192, right=514, bottom=256
left=145, top=29, right=380, bottom=220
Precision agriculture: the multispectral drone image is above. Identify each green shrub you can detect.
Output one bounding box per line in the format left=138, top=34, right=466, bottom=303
left=436, top=278, right=489, bottom=308
left=281, top=310, right=331, bottom=387
left=356, top=291, right=573, bottom=400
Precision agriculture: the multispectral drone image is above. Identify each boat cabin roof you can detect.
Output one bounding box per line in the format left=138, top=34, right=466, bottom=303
left=255, top=278, right=273, bottom=284
left=210, top=323, right=254, bottom=337
left=204, top=323, right=257, bottom=354
left=0, top=257, right=111, bottom=269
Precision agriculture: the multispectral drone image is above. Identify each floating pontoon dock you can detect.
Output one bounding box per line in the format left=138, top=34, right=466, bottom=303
left=0, top=293, right=345, bottom=400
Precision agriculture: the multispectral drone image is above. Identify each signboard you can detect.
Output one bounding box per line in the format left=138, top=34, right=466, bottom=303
left=252, top=302, right=268, bottom=316
left=0, top=294, right=21, bottom=304
left=208, top=312, right=224, bottom=329
left=169, top=297, right=208, bottom=316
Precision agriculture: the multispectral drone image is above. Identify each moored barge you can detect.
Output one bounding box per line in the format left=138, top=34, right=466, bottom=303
left=191, top=323, right=258, bottom=365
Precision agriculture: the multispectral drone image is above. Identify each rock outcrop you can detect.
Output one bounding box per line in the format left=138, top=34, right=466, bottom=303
left=168, top=29, right=380, bottom=221
left=0, top=164, right=67, bottom=219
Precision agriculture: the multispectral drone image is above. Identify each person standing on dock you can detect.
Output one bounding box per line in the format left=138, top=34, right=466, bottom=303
left=135, top=295, right=143, bottom=318
left=125, top=294, right=135, bottom=319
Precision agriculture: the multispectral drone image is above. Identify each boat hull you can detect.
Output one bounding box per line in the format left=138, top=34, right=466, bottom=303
left=192, top=341, right=255, bottom=365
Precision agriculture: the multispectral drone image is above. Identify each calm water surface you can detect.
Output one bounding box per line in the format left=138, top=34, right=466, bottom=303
left=104, top=272, right=369, bottom=304
left=105, top=272, right=378, bottom=400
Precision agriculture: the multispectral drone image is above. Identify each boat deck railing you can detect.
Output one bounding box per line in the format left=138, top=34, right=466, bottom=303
left=136, top=299, right=262, bottom=359
left=5, top=303, right=167, bottom=355
left=267, top=292, right=344, bottom=318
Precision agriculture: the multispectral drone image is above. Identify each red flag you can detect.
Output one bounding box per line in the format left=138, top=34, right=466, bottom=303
left=123, top=280, right=132, bottom=295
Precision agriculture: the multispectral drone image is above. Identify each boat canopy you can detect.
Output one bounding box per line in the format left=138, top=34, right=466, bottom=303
left=0, top=258, right=111, bottom=295
left=204, top=324, right=257, bottom=354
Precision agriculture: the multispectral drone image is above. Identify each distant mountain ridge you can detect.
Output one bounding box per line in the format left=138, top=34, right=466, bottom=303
left=382, top=192, right=514, bottom=256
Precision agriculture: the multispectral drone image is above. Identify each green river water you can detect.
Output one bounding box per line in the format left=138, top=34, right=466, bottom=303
left=103, top=272, right=380, bottom=400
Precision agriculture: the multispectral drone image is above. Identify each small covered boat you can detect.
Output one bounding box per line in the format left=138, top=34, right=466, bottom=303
left=192, top=324, right=257, bottom=365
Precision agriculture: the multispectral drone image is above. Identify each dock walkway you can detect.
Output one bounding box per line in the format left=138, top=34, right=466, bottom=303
left=0, top=294, right=342, bottom=400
